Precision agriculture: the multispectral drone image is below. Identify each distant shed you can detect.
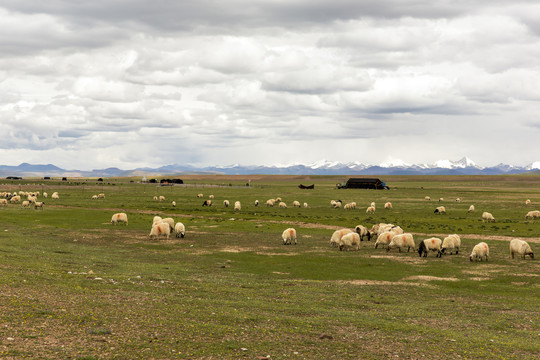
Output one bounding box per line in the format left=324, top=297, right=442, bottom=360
left=338, top=178, right=389, bottom=190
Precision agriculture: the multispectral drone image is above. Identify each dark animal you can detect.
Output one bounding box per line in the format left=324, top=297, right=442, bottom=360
left=298, top=184, right=315, bottom=189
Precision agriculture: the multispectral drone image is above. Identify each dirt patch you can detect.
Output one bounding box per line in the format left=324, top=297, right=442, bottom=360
left=370, top=255, right=425, bottom=264
left=342, top=280, right=435, bottom=288
left=403, top=275, right=459, bottom=282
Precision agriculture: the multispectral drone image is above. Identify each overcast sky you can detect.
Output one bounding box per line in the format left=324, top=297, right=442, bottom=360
left=1, top=0, right=539, bottom=170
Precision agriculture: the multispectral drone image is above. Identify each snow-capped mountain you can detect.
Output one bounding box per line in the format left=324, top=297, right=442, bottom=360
left=1, top=158, right=539, bottom=177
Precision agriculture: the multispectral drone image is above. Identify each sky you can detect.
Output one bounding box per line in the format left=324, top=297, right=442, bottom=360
left=1, top=0, right=540, bottom=170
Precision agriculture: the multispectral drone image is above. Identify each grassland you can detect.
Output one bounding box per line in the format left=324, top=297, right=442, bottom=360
left=0, top=175, right=539, bottom=359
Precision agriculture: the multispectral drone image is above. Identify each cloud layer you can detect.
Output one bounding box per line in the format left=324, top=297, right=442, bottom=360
left=1, top=1, right=539, bottom=170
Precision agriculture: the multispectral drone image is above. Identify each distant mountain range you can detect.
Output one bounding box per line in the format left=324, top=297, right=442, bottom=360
left=1, top=158, right=540, bottom=178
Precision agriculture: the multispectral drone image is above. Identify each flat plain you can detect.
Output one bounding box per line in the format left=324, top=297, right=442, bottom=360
left=0, top=174, right=539, bottom=359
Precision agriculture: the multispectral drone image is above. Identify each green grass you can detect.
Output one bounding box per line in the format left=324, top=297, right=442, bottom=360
left=0, top=175, right=539, bottom=359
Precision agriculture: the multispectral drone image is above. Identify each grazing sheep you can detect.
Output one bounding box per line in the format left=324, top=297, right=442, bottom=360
left=234, top=201, right=241, bottom=211
left=51, top=192, right=59, bottom=199
left=152, top=216, right=163, bottom=224
left=153, top=196, right=158, bottom=201
left=330, top=200, right=337, bottom=207
left=292, top=201, right=301, bottom=207
left=455, top=198, right=461, bottom=202
left=279, top=202, right=288, bottom=208
left=10, top=195, right=21, bottom=203
left=482, top=212, right=495, bottom=222
left=111, top=212, right=128, bottom=225
left=149, top=222, right=170, bottom=240
left=441, top=234, right=461, bottom=255
left=425, top=196, right=431, bottom=201
left=354, top=225, right=371, bottom=241
left=468, top=205, right=475, bottom=213
left=387, top=233, right=415, bottom=252
left=0, top=199, right=7, bottom=206
left=276, top=197, right=282, bottom=203
left=434, top=206, right=446, bottom=214
left=162, top=217, right=175, bottom=231
left=470, top=242, right=489, bottom=262
left=344, top=203, right=354, bottom=210
left=366, top=206, right=375, bottom=214
left=197, top=193, right=204, bottom=198
left=98, top=193, right=105, bottom=199
left=171, top=201, right=176, bottom=207
left=525, top=210, right=540, bottom=220
left=282, top=228, right=297, bottom=245
left=338, top=232, right=361, bottom=251
left=159, top=195, right=166, bottom=202
left=224, top=200, right=230, bottom=207
left=303, top=202, right=309, bottom=208
left=330, top=229, right=354, bottom=247
left=439, top=198, right=444, bottom=202
left=92, top=195, right=98, bottom=200
left=202, top=199, right=212, bottom=206
left=418, top=238, right=443, bottom=257
left=333, top=200, right=342, bottom=209
left=34, top=201, right=44, bottom=210
left=43, top=192, right=48, bottom=198
left=266, top=199, right=275, bottom=207
left=22, top=200, right=30, bottom=208
left=384, top=202, right=392, bottom=209
left=375, top=231, right=398, bottom=249
left=509, top=239, right=534, bottom=259
left=209, top=195, right=214, bottom=199
left=525, top=199, right=531, bottom=205
left=254, top=200, right=259, bottom=206
left=174, top=222, right=185, bottom=238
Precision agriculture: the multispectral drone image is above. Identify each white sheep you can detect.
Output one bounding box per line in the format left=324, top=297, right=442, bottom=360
left=470, top=242, right=489, bottom=262
left=159, top=195, right=166, bottom=202
left=509, top=239, right=534, bottom=259
left=10, top=195, right=21, bottom=203
left=333, top=201, right=342, bottom=209
left=254, top=200, right=259, bottom=206
left=292, top=201, right=301, bottom=207
left=434, top=206, right=446, bottom=214
left=482, top=212, right=495, bottom=222
left=162, top=217, right=175, bottom=231
left=418, top=237, right=442, bottom=257
left=0, top=199, right=7, bottom=206
left=354, top=225, right=371, bottom=241
left=439, top=197, right=444, bottom=202
left=303, top=202, right=309, bottom=208
left=98, top=193, right=105, bottom=199
left=153, top=196, right=158, bottom=201
left=34, top=201, right=44, bottom=210
left=330, top=229, right=354, bottom=247
left=338, top=232, right=361, bottom=251
left=525, top=199, right=531, bottom=205
left=111, top=212, right=128, bottom=225
left=525, top=210, right=540, bottom=220
left=282, top=228, right=297, bottom=245
left=174, top=222, right=185, bottom=238
left=43, top=192, right=48, bottom=198
left=209, top=195, right=214, bottom=199
left=234, top=201, right=241, bottom=211
left=149, top=222, right=170, bottom=240
left=51, top=192, right=59, bottom=199
left=152, top=216, right=163, bottom=225
left=387, top=233, right=415, bottom=252
left=366, top=206, right=375, bottom=214
left=197, top=193, right=204, bottom=198
left=279, top=202, right=288, bottom=208
left=425, top=196, right=431, bottom=201
left=92, top=195, right=98, bottom=200
left=441, top=234, right=461, bottom=255
left=172, top=201, right=176, bottom=207
left=384, top=202, right=392, bottom=209
left=375, top=231, right=398, bottom=249
left=468, top=205, right=475, bottom=213
left=22, top=200, right=30, bottom=208
left=266, top=199, right=275, bottom=207
left=224, top=200, right=230, bottom=207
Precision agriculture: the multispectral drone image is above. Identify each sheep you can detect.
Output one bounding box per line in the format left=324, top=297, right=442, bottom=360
left=152, top=216, right=163, bottom=224
left=0, top=199, right=7, bottom=206
left=468, top=205, right=475, bottom=213
left=98, top=193, right=105, bottom=199
left=439, top=197, right=444, bottom=202
left=159, top=195, right=166, bottom=202
left=384, top=202, right=392, bottom=209
left=161, top=217, right=175, bottom=231
left=366, top=206, right=375, bottom=214
left=92, top=195, right=98, bottom=200
left=171, top=201, right=176, bottom=207
left=375, top=231, right=398, bottom=249
left=525, top=199, right=531, bottom=205
left=153, top=196, right=158, bottom=201
left=418, top=237, right=443, bottom=257
left=425, top=196, right=431, bottom=201
left=276, top=197, right=282, bottom=203
left=51, top=192, right=59, bottom=199
left=470, top=242, right=489, bottom=262
left=254, top=200, right=259, bottom=206
left=303, top=202, right=309, bottom=208
left=197, top=193, right=203, bottom=198
left=282, top=228, right=297, bottom=245
left=10, top=195, right=21, bottom=203
left=34, top=201, right=44, bottom=210
left=209, top=195, right=214, bottom=199
left=525, top=210, right=540, bottom=220
left=330, top=229, right=354, bottom=247
left=441, top=234, right=461, bottom=255
left=482, top=212, right=495, bottom=222
left=224, top=200, right=230, bottom=207
left=354, top=225, right=371, bottom=241
left=434, top=206, right=446, bottom=214
left=292, top=201, right=301, bottom=208
left=111, top=212, right=128, bottom=225
left=455, top=198, right=461, bottom=202
left=338, top=232, right=361, bottom=251
left=330, top=200, right=337, bottom=207
left=43, top=192, right=48, bottom=198
left=344, top=203, right=354, bottom=210
left=387, top=233, right=415, bottom=252
left=279, top=202, right=288, bottom=208
left=202, top=199, right=212, bottom=206
left=333, top=200, right=342, bottom=209
left=234, top=201, right=241, bottom=211
left=22, top=200, right=30, bottom=208
left=149, top=222, right=170, bottom=240
left=509, top=239, right=534, bottom=259
left=266, top=199, right=275, bottom=207
left=174, top=222, right=185, bottom=238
